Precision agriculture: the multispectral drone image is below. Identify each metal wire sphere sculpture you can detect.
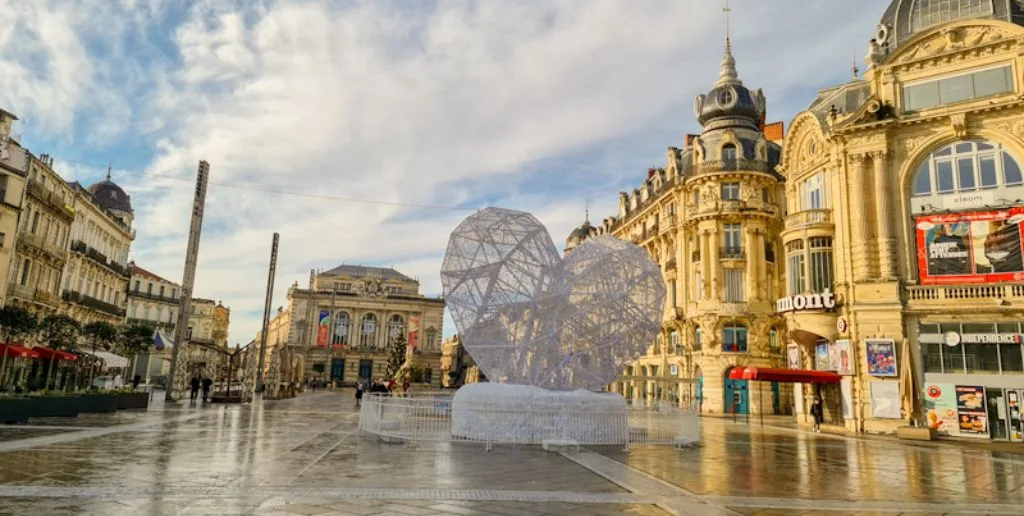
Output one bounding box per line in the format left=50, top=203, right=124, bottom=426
left=441, top=207, right=665, bottom=390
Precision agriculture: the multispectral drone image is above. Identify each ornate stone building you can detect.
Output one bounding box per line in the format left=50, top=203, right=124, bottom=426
left=577, top=37, right=788, bottom=414
left=777, top=1, right=1024, bottom=438
left=0, top=109, right=32, bottom=309
left=262, top=265, right=445, bottom=387
left=60, top=172, right=134, bottom=325
left=127, top=263, right=180, bottom=331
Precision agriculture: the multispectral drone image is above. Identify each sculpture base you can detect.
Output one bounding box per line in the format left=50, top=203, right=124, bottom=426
left=451, top=383, right=628, bottom=444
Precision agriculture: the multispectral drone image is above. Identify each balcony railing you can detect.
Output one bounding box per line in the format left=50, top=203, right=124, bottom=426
left=720, top=247, right=745, bottom=259
left=692, top=159, right=776, bottom=174
left=71, top=240, right=130, bottom=278
left=27, top=180, right=75, bottom=219
left=906, top=283, right=1024, bottom=303
left=687, top=199, right=779, bottom=218
left=18, top=232, right=68, bottom=262
left=127, top=316, right=174, bottom=330
left=129, top=289, right=179, bottom=304
left=7, top=283, right=34, bottom=301
left=785, top=209, right=833, bottom=229
left=63, top=291, right=126, bottom=317
left=34, top=288, right=59, bottom=307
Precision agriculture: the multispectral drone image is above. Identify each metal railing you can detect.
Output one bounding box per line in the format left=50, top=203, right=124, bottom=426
left=720, top=247, right=745, bottom=259
left=784, top=209, right=833, bottom=229
left=907, top=283, right=1024, bottom=302
left=129, top=289, right=179, bottom=304
left=358, top=392, right=700, bottom=447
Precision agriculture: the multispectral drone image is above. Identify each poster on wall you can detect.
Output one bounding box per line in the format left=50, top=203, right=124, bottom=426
left=815, top=342, right=829, bottom=371
left=408, top=315, right=420, bottom=350
left=865, top=339, right=897, bottom=377
left=869, top=381, right=902, bottom=419
left=841, top=378, right=854, bottom=420
left=955, top=385, right=989, bottom=436
left=316, top=310, right=330, bottom=347
left=916, top=207, right=1024, bottom=284
left=923, top=383, right=960, bottom=436
left=787, top=344, right=801, bottom=369
left=831, top=340, right=853, bottom=375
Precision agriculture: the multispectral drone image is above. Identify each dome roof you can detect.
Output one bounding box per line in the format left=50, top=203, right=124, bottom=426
left=568, top=220, right=594, bottom=241
left=693, top=40, right=766, bottom=130
left=87, top=177, right=133, bottom=213
left=877, top=0, right=1024, bottom=53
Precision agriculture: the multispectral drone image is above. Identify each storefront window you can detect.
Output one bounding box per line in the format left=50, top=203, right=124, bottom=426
left=1001, top=343, right=1024, bottom=373
left=924, top=342, right=944, bottom=373
left=964, top=342, right=1001, bottom=373
left=921, top=322, right=1024, bottom=374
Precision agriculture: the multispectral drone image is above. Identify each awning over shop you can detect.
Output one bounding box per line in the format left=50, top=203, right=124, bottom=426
left=79, top=349, right=128, bottom=368
left=729, top=366, right=841, bottom=384
left=0, top=343, right=39, bottom=359
left=786, top=312, right=839, bottom=348
left=32, top=347, right=78, bottom=362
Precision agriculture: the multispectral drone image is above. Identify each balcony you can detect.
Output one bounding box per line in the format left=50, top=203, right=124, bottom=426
left=190, top=337, right=216, bottom=347
left=129, top=289, right=179, bottom=305
left=127, top=316, right=174, bottom=330
left=71, top=240, right=130, bottom=278
left=906, top=283, right=1024, bottom=307
left=34, top=288, right=59, bottom=307
left=18, top=232, right=68, bottom=262
left=720, top=247, right=745, bottom=259
left=7, top=283, right=34, bottom=301
left=691, top=159, right=776, bottom=175
left=784, top=209, right=833, bottom=230
left=687, top=199, right=779, bottom=219
left=63, top=290, right=126, bottom=317
left=27, top=180, right=75, bottom=220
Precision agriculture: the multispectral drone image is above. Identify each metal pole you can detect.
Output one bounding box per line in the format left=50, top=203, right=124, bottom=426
left=255, top=233, right=279, bottom=394
left=166, top=161, right=210, bottom=402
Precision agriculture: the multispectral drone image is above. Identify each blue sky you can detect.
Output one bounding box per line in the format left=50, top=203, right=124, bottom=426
left=0, top=0, right=891, bottom=343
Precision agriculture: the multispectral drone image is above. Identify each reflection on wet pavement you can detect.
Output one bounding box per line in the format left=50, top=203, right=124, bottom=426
left=0, top=391, right=1021, bottom=515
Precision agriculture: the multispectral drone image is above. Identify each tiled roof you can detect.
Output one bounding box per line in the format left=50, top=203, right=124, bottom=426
left=763, top=121, right=785, bottom=142
left=323, top=265, right=416, bottom=283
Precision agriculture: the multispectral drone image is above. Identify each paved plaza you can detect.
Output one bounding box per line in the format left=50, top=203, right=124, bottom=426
left=0, top=392, right=1022, bottom=515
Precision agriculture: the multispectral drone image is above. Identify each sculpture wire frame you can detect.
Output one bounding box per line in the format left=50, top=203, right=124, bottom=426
left=441, top=207, right=665, bottom=391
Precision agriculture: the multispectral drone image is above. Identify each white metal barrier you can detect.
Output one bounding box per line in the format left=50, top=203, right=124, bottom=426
left=358, top=392, right=700, bottom=447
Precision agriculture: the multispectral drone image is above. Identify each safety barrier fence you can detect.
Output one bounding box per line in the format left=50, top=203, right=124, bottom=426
left=358, top=392, right=699, bottom=448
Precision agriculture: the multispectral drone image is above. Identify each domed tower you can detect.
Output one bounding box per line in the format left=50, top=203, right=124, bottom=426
left=86, top=168, right=134, bottom=227
left=564, top=211, right=598, bottom=256
left=681, top=35, right=786, bottom=416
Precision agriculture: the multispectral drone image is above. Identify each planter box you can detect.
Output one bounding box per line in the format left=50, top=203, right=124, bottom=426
left=210, top=395, right=243, bottom=404
left=28, top=396, right=82, bottom=418
left=897, top=426, right=937, bottom=441
left=0, top=398, right=30, bottom=424
left=79, top=394, right=118, bottom=413
left=115, top=392, right=149, bottom=410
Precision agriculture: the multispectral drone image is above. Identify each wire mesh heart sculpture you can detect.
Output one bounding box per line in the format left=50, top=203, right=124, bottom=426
left=441, top=207, right=665, bottom=390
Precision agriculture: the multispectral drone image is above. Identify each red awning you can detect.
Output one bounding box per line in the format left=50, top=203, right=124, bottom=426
left=729, top=366, right=841, bottom=384
left=0, top=343, right=39, bottom=359
left=31, top=347, right=78, bottom=362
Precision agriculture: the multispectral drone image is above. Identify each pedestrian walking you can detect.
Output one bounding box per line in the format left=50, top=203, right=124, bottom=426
left=201, top=376, right=213, bottom=402
left=132, top=374, right=142, bottom=390
left=355, top=381, right=364, bottom=407
left=810, top=398, right=824, bottom=433
left=189, top=375, right=201, bottom=403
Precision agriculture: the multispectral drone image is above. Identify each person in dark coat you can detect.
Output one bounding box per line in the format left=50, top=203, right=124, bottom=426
left=201, top=377, right=213, bottom=402
left=810, top=398, right=824, bottom=433
left=355, top=381, right=364, bottom=407
left=189, top=375, right=201, bottom=403
left=132, top=375, right=142, bottom=390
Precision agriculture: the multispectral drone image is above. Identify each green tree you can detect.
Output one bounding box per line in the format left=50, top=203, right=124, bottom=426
left=386, top=332, right=408, bottom=379
left=82, top=321, right=118, bottom=386
left=0, top=306, right=39, bottom=390
left=38, top=314, right=81, bottom=390
left=117, top=323, right=154, bottom=381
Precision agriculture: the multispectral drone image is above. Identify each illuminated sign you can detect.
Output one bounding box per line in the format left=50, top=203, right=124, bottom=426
left=776, top=289, right=837, bottom=313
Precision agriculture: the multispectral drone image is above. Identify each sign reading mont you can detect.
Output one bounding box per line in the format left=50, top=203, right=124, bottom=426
left=776, top=289, right=837, bottom=313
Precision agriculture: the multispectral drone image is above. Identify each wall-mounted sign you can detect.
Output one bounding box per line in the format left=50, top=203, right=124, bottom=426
left=837, top=318, right=848, bottom=334
left=943, top=331, right=1022, bottom=346
left=915, top=208, right=1024, bottom=285
left=776, top=289, right=837, bottom=313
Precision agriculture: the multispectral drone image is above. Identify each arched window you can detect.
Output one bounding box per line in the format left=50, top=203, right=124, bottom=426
left=911, top=140, right=1023, bottom=207
left=723, top=325, right=748, bottom=353
left=721, top=144, right=738, bottom=162
left=360, top=313, right=377, bottom=348
left=387, top=314, right=405, bottom=343
left=332, top=312, right=349, bottom=346
left=911, top=0, right=993, bottom=33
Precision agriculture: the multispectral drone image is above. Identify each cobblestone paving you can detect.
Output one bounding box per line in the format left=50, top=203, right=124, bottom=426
left=1, top=392, right=1023, bottom=515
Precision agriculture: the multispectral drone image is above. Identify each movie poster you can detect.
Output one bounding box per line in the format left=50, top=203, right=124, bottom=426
left=832, top=339, right=853, bottom=375
left=955, top=385, right=988, bottom=436
left=408, top=315, right=420, bottom=350
left=865, top=339, right=897, bottom=377
left=317, top=310, right=330, bottom=347
left=815, top=342, right=829, bottom=371
left=916, top=208, right=1024, bottom=284
left=923, top=383, right=960, bottom=436
left=787, top=344, right=801, bottom=370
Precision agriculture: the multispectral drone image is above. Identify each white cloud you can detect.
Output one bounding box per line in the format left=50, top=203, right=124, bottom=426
left=1, top=0, right=892, bottom=344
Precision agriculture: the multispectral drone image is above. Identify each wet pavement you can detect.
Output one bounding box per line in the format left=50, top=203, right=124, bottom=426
left=0, top=391, right=1021, bottom=515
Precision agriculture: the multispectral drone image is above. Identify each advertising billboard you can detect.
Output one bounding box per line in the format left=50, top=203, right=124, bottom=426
left=916, top=207, right=1024, bottom=284
left=317, top=310, right=330, bottom=347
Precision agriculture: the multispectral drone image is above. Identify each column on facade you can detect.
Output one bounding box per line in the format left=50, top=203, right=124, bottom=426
left=756, top=230, right=767, bottom=301
left=745, top=227, right=757, bottom=301
left=700, top=230, right=711, bottom=300
left=872, top=151, right=896, bottom=279
left=708, top=227, right=720, bottom=300
left=848, top=154, right=871, bottom=281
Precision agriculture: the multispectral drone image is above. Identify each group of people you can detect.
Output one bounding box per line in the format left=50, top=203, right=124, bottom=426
left=189, top=375, right=214, bottom=403
left=354, top=379, right=410, bottom=406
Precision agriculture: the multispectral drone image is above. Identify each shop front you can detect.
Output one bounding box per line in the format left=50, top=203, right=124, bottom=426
left=919, top=322, right=1024, bottom=442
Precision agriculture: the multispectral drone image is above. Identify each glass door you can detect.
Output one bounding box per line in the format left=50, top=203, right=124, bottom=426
left=987, top=389, right=1009, bottom=440
left=1009, top=390, right=1023, bottom=443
